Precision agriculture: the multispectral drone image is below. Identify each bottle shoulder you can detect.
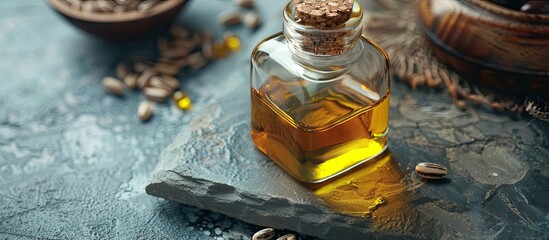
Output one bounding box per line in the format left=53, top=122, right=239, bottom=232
left=251, top=35, right=389, bottom=82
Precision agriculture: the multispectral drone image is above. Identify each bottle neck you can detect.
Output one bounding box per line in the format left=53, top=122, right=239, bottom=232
left=283, top=1, right=363, bottom=57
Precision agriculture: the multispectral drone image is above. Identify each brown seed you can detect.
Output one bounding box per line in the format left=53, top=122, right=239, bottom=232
left=161, top=47, right=192, bottom=59
left=123, top=73, right=138, bottom=89
left=218, top=10, right=242, bottom=25
left=160, top=75, right=180, bottom=90
left=117, top=62, right=130, bottom=79
left=148, top=75, right=179, bottom=92
left=415, top=162, right=448, bottom=179
left=66, top=0, right=81, bottom=10
left=96, top=0, right=114, bottom=12
left=276, top=234, right=296, bottom=240
left=60, top=0, right=165, bottom=13
left=252, top=228, right=275, bottom=240
left=137, top=69, right=156, bottom=89
left=113, top=5, right=125, bottom=13
left=200, top=31, right=214, bottom=59
left=187, top=52, right=207, bottom=70
left=234, top=0, right=255, bottom=8
left=158, top=37, right=169, bottom=52
left=188, top=33, right=202, bottom=48
left=101, top=76, right=124, bottom=95
left=171, top=57, right=189, bottom=68
left=202, top=40, right=214, bottom=60
left=175, top=38, right=195, bottom=50
left=244, top=11, right=261, bottom=29
left=143, top=87, right=171, bottom=103
left=134, top=60, right=154, bottom=73
left=137, top=100, right=154, bottom=122
left=137, top=0, right=159, bottom=12
left=154, top=62, right=180, bottom=76
left=127, top=0, right=141, bottom=11
left=148, top=76, right=170, bottom=91
left=170, top=26, right=190, bottom=39
left=81, top=1, right=98, bottom=13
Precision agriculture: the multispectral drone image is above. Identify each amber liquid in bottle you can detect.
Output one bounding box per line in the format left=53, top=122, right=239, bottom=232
left=251, top=76, right=389, bottom=182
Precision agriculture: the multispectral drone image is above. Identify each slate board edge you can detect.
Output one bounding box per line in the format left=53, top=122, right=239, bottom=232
left=146, top=170, right=415, bottom=239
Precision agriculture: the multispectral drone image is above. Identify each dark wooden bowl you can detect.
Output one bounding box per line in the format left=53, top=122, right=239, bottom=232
left=47, top=0, right=189, bottom=41
left=418, top=0, right=549, bottom=96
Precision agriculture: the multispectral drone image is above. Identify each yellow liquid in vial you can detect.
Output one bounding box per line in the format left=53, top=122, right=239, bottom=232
left=251, top=77, right=389, bottom=182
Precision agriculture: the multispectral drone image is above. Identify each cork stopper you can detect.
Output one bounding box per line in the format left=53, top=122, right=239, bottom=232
left=293, top=0, right=354, bottom=28
left=284, top=0, right=361, bottom=56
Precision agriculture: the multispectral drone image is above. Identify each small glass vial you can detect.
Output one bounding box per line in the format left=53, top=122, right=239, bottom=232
left=250, top=1, right=390, bottom=183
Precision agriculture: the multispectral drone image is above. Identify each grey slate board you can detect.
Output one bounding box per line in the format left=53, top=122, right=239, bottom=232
left=146, top=62, right=549, bottom=239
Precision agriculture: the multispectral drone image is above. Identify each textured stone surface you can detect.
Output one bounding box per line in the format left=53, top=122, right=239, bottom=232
left=146, top=18, right=549, bottom=240
left=0, top=1, right=302, bottom=239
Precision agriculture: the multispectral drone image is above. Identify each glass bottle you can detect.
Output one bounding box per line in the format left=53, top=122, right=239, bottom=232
left=250, top=1, right=390, bottom=183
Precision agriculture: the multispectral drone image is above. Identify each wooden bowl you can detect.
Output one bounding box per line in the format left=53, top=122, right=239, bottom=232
left=47, top=0, right=189, bottom=41
left=417, top=0, right=549, bottom=96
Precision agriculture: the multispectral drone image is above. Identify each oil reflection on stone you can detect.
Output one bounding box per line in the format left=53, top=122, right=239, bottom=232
left=307, top=152, right=425, bottom=231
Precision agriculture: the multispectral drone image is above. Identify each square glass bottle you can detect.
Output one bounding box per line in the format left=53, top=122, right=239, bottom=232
left=250, top=1, right=390, bottom=183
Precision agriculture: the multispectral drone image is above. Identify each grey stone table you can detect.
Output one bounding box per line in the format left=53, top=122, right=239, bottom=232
left=0, top=0, right=304, bottom=239
left=1, top=1, right=548, bottom=240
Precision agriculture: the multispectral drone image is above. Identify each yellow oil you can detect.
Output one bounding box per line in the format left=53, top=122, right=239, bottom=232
left=251, top=76, right=389, bottom=182
left=310, top=153, right=424, bottom=231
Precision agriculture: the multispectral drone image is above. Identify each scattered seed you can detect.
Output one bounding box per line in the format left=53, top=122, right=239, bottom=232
left=170, top=25, right=190, bottom=38
left=137, top=69, right=156, bottom=89
left=158, top=37, right=169, bottom=52
left=252, top=228, right=275, bottom=240
left=117, top=62, right=130, bottom=79
left=160, top=75, right=180, bottom=90
left=276, top=234, right=296, bottom=240
left=200, top=30, right=214, bottom=59
left=101, top=76, right=124, bottom=95
left=137, top=100, right=154, bottom=122
left=134, top=60, right=154, bottom=73
left=244, top=11, right=261, bottom=29
left=172, top=57, right=189, bottom=68
left=148, top=76, right=171, bottom=92
left=187, top=52, right=207, bottom=70
left=218, top=10, right=242, bottom=25
left=123, top=73, right=138, bottom=89
left=154, top=62, right=180, bottom=76
left=143, top=87, right=170, bottom=103
left=162, top=47, right=192, bottom=59
left=234, top=0, right=255, bottom=8
left=148, top=75, right=179, bottom=92
left=202, top=40, right=214, bottom=60
left=100, top=25, right=243, bottom=122
left=415, top=162, right=448, bottom=179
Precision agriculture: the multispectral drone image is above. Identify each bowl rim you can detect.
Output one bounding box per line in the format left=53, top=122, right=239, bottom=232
left=468, top=0, right=549, bottom=23
left=47, top=0, right=186, bottom=23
